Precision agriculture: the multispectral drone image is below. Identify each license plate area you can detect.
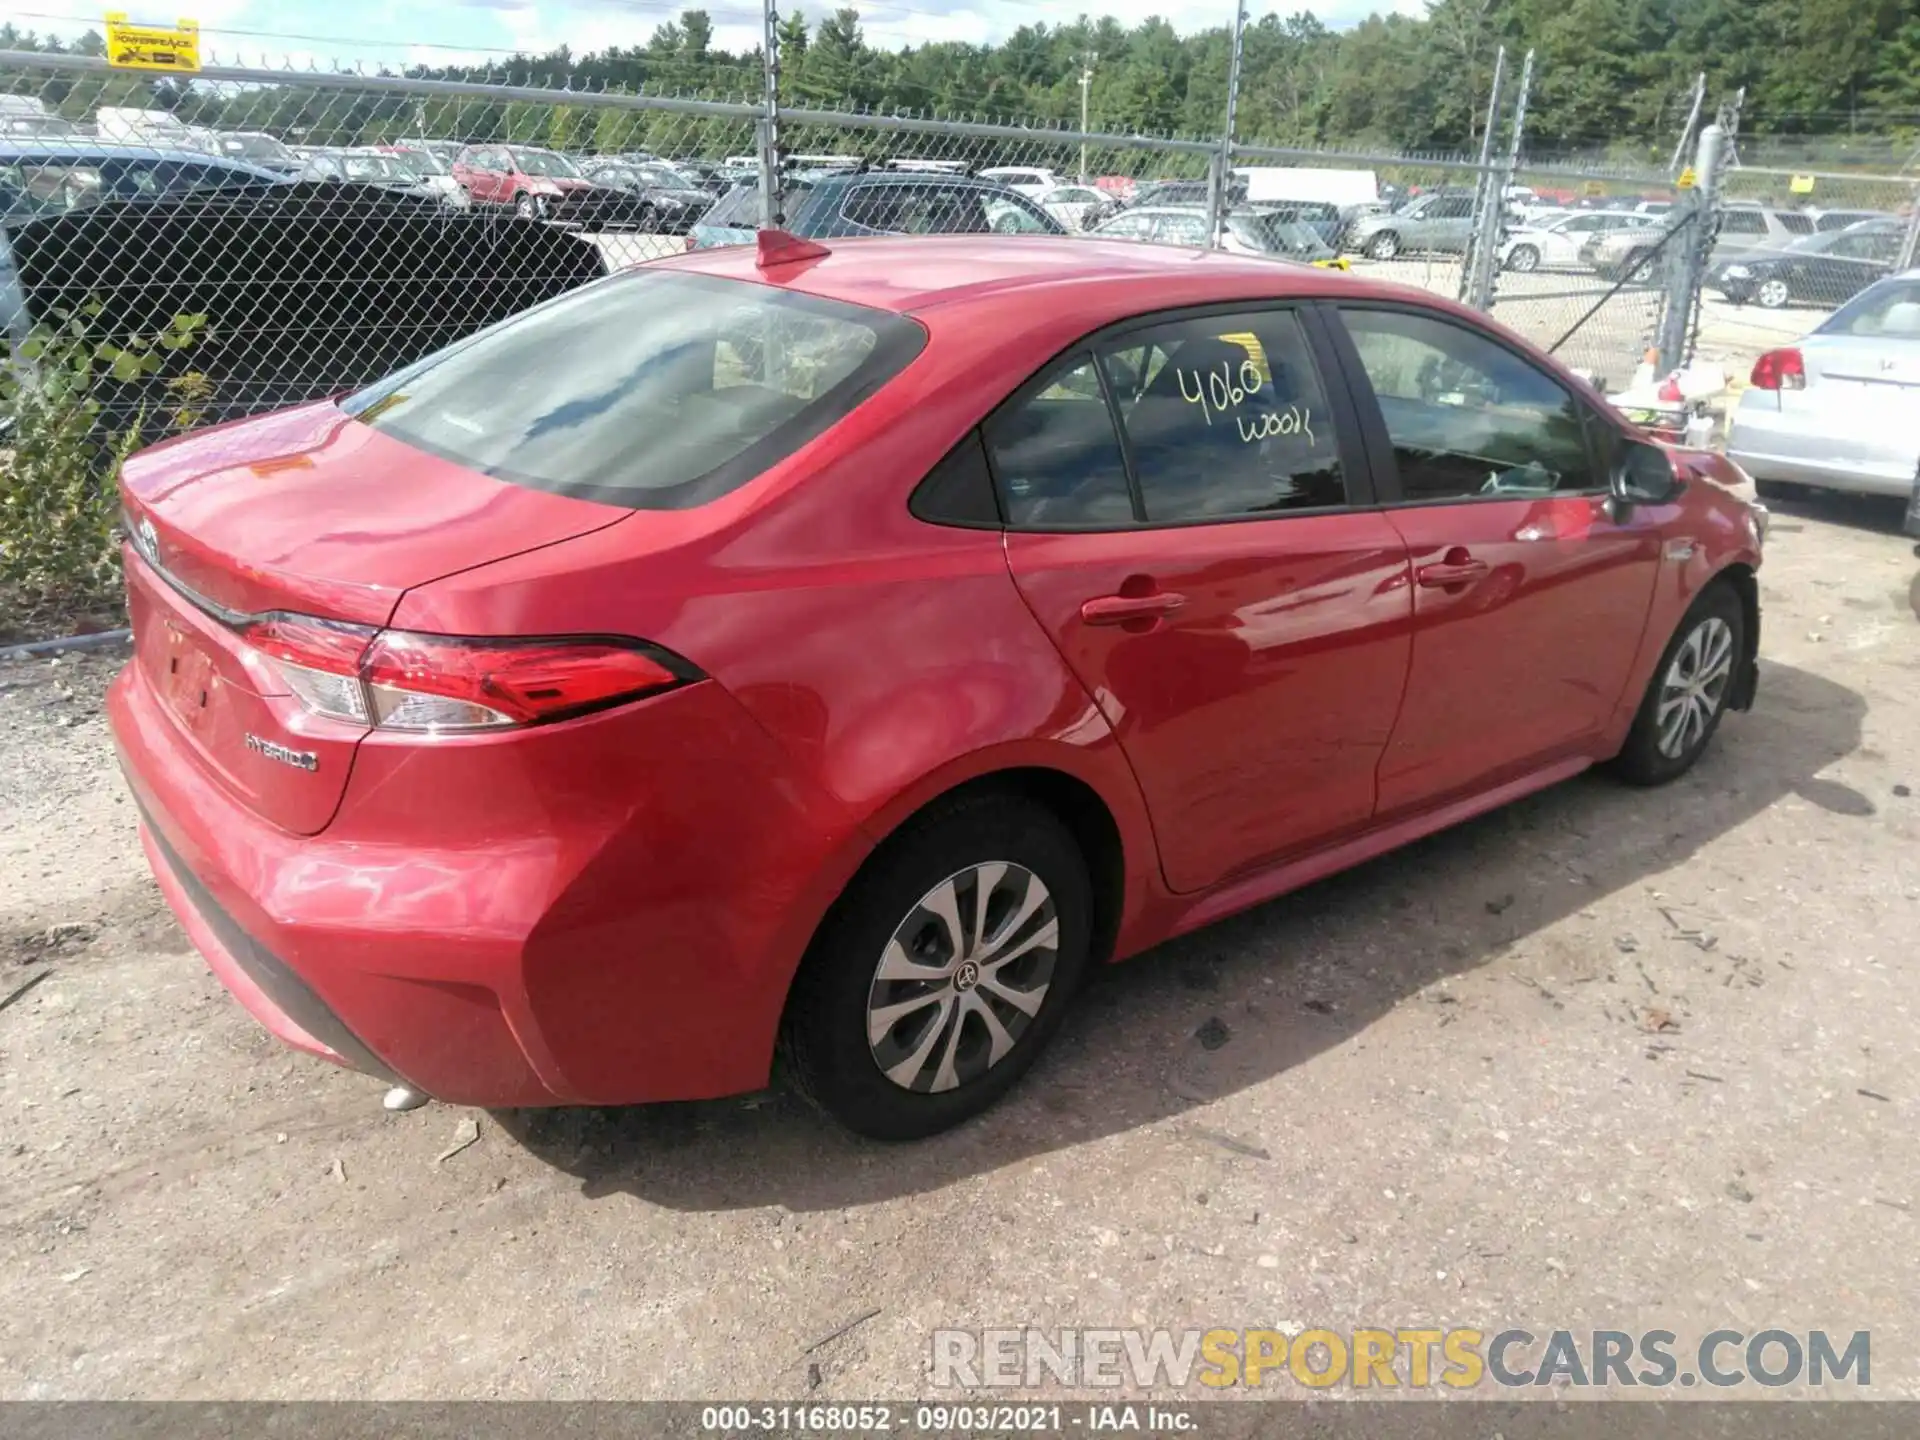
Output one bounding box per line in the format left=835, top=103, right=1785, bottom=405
left=159, top=621, right=219, bottom=730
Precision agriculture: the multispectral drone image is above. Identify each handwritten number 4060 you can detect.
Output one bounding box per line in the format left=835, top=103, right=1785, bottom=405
left=1175, top=360, right=1314, bottom=446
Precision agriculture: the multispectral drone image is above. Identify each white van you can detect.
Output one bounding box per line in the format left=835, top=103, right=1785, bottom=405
left=1234, top=166, right=1378, bottom=209
left=93, top=106, right=213, bottom=153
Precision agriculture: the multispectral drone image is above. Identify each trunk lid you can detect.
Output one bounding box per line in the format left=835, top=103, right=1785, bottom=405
left=121, top=402, right=629, bottom=835
left=121, top=401, right=628, bottom=624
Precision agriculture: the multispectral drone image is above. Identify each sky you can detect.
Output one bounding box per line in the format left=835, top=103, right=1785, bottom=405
left=12, top=0, right=1427, bottom=73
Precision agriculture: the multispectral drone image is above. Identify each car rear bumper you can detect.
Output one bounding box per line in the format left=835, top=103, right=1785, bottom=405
left=108, top=656, right=868, bottom=1108
left=1726, top=394, right=1920, bottom=497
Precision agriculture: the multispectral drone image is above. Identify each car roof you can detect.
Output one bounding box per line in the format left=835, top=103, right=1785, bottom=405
left=663, top=233, right=1440, bottom=324
left=807, top=171, right=1020, bottom=195
left=0, top=139, right=253, bottom=164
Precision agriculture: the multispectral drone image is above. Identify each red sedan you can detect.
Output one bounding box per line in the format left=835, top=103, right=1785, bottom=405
left=110, top=234, right=1765, bottom=1140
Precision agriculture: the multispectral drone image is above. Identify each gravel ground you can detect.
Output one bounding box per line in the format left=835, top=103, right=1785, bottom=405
left=1, top=498, right=1917, bottom=1402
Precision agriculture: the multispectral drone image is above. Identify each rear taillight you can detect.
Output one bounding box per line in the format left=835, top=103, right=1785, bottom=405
left=1750, top=348, right=1805, bottom=391
left=239, top=617, right=694, bottom=732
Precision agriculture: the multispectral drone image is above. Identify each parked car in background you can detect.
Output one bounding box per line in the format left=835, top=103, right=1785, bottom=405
left=689, top=171, right=1063, bottom=248
left=453, top=144, right=651, bottom=229
left=1501, top=209, right=1661, bottom=273
left=580, top=157, right=713, bottom=232
left=211, top=131, right=300, bottom=175
left=93, top=106, right=213, bottom=154
left=369, top=144, right=471, bottom=209
left=1088, top=204, right=1341, bottom=265
left=0, top=142, right=284, bottom=227
left=977, top=165, right=1061, bottom=198
left=1810, top=208, right=1888, bottom=233
left=1345, top=189, right=1477, bottom=259
left=1727, top=272, right=1920, bottom=498
left=5, top=168, right=606, bottom=420
left=107, top=234, right=1762, bottom=1138
left=2, top=112, right=81, bottom=140
left=0, top=95, right=77, bottom=140
left=668, top=158, right=735, bottom=195
left=298, top=149, right=445, bottom=206
left=1033, top=182, right=1118, bottom=231
left=1584, top=204, right=1816, bottom=282
left=1709, top=219, right=1905, bottom=310
left=1129, top=176, right=1248, bottom=210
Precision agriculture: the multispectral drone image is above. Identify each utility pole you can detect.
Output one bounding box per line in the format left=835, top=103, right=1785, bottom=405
left=1207, top=0, right=1247, bottom=249
left=1669, top=71, right=1706, bottom=178
left=1078, top=53, right=1095, bottom=183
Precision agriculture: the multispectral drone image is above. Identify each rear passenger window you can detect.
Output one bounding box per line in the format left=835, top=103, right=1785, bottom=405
left=1101, top=311, right=1347, bottom=521
left=983, top=356, right=1135, bottom=527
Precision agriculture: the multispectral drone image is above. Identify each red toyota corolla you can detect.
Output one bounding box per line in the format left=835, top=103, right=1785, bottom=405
left=110, top=233, right=1765, bottom=1140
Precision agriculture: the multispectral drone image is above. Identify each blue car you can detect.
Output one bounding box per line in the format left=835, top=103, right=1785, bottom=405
left=689, top=169, right=1065, bottom=249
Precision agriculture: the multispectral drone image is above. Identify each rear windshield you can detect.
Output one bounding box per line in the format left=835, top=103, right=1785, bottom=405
left=701, top=177, right=813, bottom=229
left=341, top=271, right=925, bottom=510
left=1821, top=280, right=1920, bottom=340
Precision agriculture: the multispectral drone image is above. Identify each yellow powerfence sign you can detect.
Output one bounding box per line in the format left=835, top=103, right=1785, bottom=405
left=105, top=13, right=200, bottom=73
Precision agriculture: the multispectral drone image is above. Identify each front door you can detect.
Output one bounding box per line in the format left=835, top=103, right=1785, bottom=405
left=989, top=307, right=1415, bottom=894
left=1328, top=303, right=1666, bottom=816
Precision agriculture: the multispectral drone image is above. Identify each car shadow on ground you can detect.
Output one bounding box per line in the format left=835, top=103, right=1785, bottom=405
left=1756, top=484, right=1910, bottom=538
left=494, top=659, right=1866, bottom=1210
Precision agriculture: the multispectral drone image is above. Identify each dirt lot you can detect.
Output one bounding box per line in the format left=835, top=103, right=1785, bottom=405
left=2, top=498, right=1918, bottom=1402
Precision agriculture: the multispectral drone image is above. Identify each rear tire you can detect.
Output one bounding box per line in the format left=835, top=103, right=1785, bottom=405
left=514, top=193, right=542, bottom=220
left=1365, top=231, right=1402, bottom=261
left=1609, top=582, right=1745, bottom=787
left=780, top=793, right=1092, bottom=1141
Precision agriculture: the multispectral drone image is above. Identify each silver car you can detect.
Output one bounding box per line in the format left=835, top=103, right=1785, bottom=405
left=1344, top=190, right=1477, bottom=260
left=1725, top=271, right=1920, bottom=498
left=1585, top=204, right=1816, bottom=281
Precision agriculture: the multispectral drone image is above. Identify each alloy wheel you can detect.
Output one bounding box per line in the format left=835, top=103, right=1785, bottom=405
left=1507, top=244, right=1539, bottom=273
left=1367, top=232, right=1400, bottom=260
left=1756, top=278, right=1791, bottom=309
left=865, top=862, right=1059, bottom=1094
left=1656, top=615, right=1735, bottom=759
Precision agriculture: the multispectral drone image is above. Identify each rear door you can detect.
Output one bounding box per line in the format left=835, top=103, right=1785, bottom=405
left=995, top=305, right=1415, bottom=894
left=1326, top=303, right=1665, bottom=816
left=1427, top=194, right=1477, bottom=251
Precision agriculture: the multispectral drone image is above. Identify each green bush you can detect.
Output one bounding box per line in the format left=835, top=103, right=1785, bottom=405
left=0, top=305, right=206, bottom=618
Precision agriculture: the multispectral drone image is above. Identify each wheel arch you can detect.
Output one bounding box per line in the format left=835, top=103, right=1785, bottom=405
left=1714, top=561, right=1761, bottom=711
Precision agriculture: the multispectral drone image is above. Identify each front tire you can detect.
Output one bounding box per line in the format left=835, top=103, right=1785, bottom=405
left=1505, top=243, right=1540, bottom=273
left=1610, top=582, right=1745, bottom=786
left=1756, top=277, right=1791, bottom=309
left=1365, top=231, right=1401, bottom=261
left=514, top=193, right=544, bottom=220
left=780, top=793, right=1093, bottom=1141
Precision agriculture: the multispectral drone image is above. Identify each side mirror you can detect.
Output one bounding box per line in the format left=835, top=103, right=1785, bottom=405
left=1610, top=440, right=1682, bottom=514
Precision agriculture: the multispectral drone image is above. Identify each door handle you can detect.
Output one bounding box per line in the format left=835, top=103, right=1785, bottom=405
left=1080, top=591, right=1187, bottom=625
left=1415, top=550, right=1489, bottom=588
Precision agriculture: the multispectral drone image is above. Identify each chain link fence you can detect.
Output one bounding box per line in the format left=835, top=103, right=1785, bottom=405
left=3, top=42, right=1847, bottom=452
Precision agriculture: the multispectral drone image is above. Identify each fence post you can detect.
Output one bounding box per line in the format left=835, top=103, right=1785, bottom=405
left=1898, top=189, right=1920, bottom=274
left=1456, top=46, right=1507, bottom=306
left=1481, top=48, right=1533, bottom=310
left=759, top=0, right=783, bottom=226
left=1208, top=0, right=1248, bottom=250
left=1657, top=123, right=1724, bottom=375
